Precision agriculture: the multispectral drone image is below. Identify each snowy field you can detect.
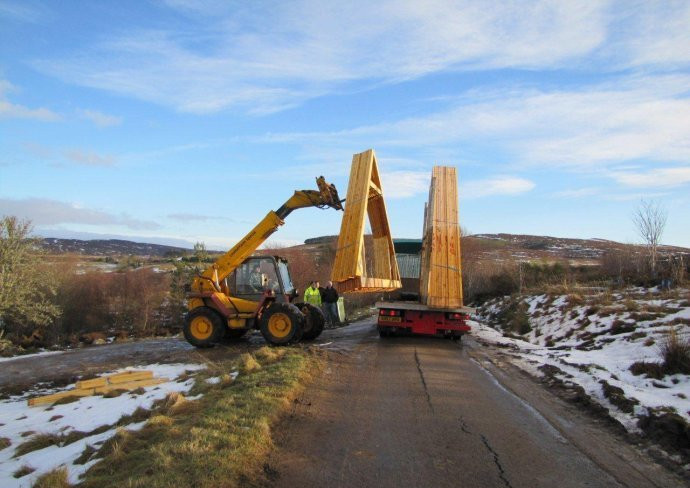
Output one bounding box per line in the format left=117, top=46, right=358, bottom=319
left=0, top=363, right=205, bottom=487
left=475, top=287, right=690, bottom=434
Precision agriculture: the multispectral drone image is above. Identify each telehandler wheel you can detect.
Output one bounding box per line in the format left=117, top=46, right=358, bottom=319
left=260, top=303, right=304, bottom=345
left=294, top=302, right=325, bottom=341
left=184, top=307, right=225, bottom=348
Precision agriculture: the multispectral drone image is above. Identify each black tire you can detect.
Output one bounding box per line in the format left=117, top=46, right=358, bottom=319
left=260, top=303, right=304, bottom=345
left=183, top=307, right=225, bottom=348
left=378, top=327, right=390, bottom=338
left=294, top=302, right=325, bottom=341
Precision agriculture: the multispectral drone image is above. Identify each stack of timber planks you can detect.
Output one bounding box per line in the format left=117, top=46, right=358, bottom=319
left=28, top=370, right=168, bottom=406
left=331, top=149, right=402, bottom=293
left=419, top=166, right=463, bottom=308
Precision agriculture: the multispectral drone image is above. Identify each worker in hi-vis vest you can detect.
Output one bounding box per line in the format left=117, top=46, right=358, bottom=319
left=303, top=281, right=322, bottom=306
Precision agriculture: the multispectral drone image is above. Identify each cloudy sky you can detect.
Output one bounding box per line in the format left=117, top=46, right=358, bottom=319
left=1, top=0, right=689, bottom=249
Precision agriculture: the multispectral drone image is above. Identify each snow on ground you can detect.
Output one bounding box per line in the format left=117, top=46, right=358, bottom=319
left=0, top=350, right=64, bottom=364
left=475, top=287, right=690, bottom=433
left=0, top=363, right=205, bottom=487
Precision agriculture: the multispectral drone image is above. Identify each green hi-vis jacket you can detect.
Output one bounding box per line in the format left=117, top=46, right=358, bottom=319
left=303, top=286, right=321, bottom=306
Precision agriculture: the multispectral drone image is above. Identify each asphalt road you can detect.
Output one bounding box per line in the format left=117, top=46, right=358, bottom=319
left=268, top=321, right=687, bottom=488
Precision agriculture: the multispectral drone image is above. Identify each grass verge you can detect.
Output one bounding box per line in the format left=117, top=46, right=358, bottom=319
left=79, top=346, right=320, bottom=488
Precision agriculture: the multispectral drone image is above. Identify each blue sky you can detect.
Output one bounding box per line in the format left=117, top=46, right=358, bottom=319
left=1, top=0, right=689, bottom=249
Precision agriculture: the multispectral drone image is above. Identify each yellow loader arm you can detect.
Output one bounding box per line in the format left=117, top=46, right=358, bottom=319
left=191, top=177, right=343, bottom=294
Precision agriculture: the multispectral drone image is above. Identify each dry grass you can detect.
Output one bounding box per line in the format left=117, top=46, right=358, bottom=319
left=51, top=395, right=81, bottom=406
left=80, top=348, right=320, bottom=488
left=630, top=327, right=690, bottom=378
left=0, top=436, right=10, bottom=450
left=254, top=346, right=286, bottom=364
left=32, top=466, right=70, bottom=488
left=660, top=327, right=690, bottom=375
left=13, top=464, right=34, bottom=478
left=239, top=353, right=262, bottom=374
left=14, top=425, right=114, bottom=458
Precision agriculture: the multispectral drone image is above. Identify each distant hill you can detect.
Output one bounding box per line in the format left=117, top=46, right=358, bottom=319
left=39, top=234, right=690, bottom=262
left=40, top=238, right=191, bottom=257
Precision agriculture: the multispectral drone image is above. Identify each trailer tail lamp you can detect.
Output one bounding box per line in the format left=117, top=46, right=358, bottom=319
left=379, top=309, right=401, bottom=317
left=446, top=312, right=469, bottom=321
left=379, top=309, right=402, bottom=322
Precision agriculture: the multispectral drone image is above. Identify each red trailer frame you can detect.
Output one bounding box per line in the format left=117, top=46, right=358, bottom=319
left=375, top=301, right=472, bottom=340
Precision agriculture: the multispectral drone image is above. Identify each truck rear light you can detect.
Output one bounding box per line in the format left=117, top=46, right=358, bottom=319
left=379, top=309, right=401, bottom=317
left=446, top=312, right=468, bottom=321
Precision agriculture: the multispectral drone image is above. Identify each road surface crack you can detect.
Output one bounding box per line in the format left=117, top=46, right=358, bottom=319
left=457, top=415, right=512, bottom=488
left=480, top=434, right=513, bottom=488
left=414, top=348, right=434, bottom=412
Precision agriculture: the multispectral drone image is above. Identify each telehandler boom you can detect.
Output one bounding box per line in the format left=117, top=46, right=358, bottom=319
left=184, top=177, right=343, bottom=347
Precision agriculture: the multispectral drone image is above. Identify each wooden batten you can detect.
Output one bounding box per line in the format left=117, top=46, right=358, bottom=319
left=419, top=166, right=463, bottom=309
left=28, top=370, right=167, bottom=407
left=331, top=149, right=401, bottom=293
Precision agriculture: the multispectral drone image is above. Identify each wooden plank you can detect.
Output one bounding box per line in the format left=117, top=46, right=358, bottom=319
left=108, top=370, right=154, bottom=384
left=94, top=377, right=168, bottom=394
left=28, top=388, right=96, bottom=406
left=75, top=377, right=107, bottom=389
left=29, top=371, right=166, bottom=406
left=332, top=149, right=401, bottom=293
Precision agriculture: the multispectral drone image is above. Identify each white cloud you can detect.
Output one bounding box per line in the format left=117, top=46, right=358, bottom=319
left=611, top=167, right=690, bottom=188
left=77, top=109, right=122, bottom=127
left=33, top=0, right=610, bottom=114
left=64, top=149, right=116, bottom=166
left=610, top=1, right=690, bottom=67
left=0, top=198, right=160, bottom=230
left=0, top=79, right=60, bottom=121
left=259, top=74, right=690, bottom=171
left=0, top=0, right=47, bottom=23
left=379, top=171, right=430, bottom=198
left=461, top=176, right=535, bottom=199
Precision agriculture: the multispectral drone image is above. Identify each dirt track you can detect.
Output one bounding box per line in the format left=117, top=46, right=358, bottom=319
left=267, top=321, right=687, bottom=488
left=0, top=337, right=256, bottom=393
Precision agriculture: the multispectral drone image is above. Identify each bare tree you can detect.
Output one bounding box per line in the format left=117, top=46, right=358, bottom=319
left=633, top=199, right=667, bottom=276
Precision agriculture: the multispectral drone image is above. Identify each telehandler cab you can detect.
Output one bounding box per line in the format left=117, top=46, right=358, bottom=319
left=184, top=177, right=343, bottom=347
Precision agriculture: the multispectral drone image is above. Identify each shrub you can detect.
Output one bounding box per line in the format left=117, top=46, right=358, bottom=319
left=629, top=361, right=665, bottom=379
left=32, top=466, right=70, bottom=488
left=660, top=327, right=690, bottom=375
left=493, top=299, right=531, bottom=335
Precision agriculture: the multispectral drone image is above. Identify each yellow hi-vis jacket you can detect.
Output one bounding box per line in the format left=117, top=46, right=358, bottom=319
left=303, top=286, right=321, bottom=306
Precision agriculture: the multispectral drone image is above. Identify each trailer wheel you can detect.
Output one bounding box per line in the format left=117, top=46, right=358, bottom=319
left=184, top=307, right=225, bottom=348
left=294, top=302, right=325, bottom=341
left=260, top=303, right=304, bottom=345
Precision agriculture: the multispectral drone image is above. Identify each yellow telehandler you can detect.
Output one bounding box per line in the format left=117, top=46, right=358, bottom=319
left=184, top=177, right=343, bottom=347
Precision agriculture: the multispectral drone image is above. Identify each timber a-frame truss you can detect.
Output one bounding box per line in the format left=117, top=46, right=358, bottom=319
left=331, top=149, right=402, bottom=293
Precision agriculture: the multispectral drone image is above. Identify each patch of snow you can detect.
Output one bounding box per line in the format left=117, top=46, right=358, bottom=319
left=0, top=350, right=64, bottom=364
left=0, top=362, right=205, bottom=488
left=475, top=287, right=690, bottom=435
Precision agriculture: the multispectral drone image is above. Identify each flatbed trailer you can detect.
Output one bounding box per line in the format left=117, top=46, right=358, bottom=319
left=375, top=301, right=473, bottom=340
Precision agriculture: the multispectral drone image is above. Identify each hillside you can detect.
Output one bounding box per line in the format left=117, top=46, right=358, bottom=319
left=39, top=234, right=690, bottom=262
left=39, top=238, right=192, bottom=257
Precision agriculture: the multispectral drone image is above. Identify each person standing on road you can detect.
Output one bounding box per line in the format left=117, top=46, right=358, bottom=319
left=321, top=281, right=340, bottom=326
left=303, top=281, right=322, bottom=307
